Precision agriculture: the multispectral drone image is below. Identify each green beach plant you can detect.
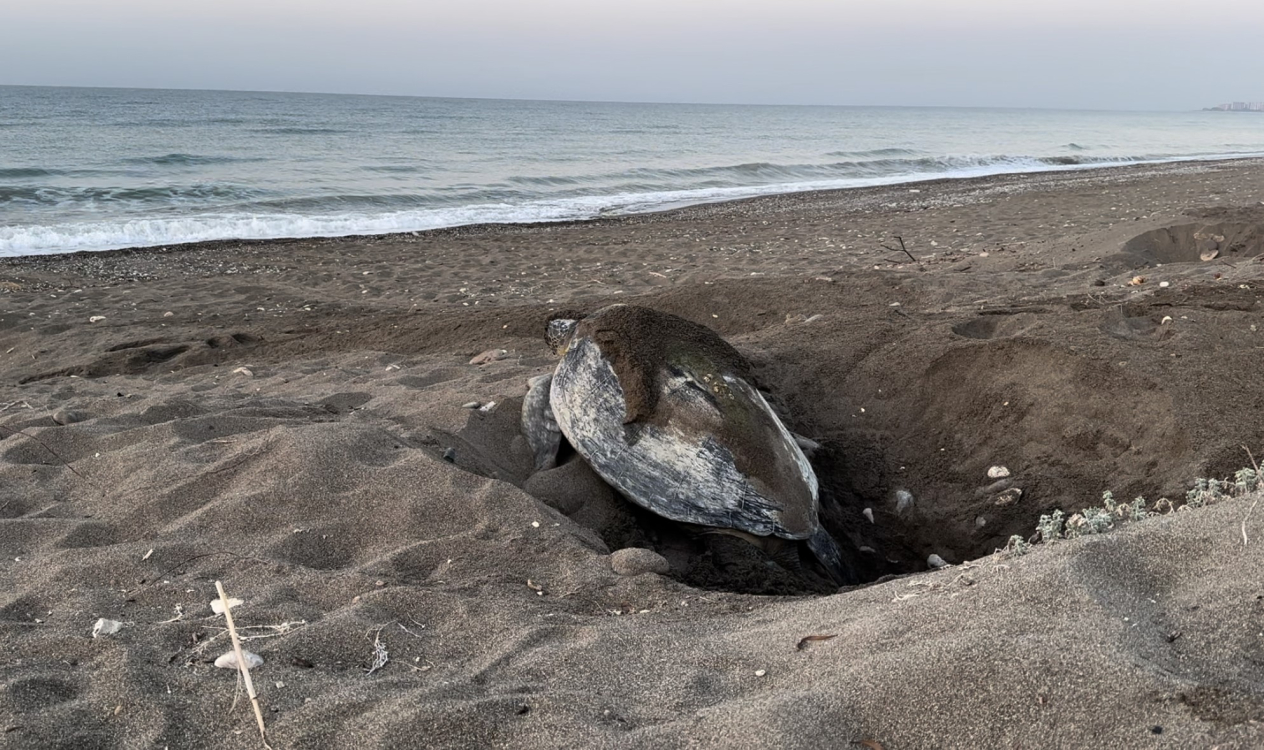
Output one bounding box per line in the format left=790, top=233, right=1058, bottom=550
left=1012, top=460, right=1262, bottom=553
left=1035, top=509, right=1065, bottom=543
left=1003, top=534, right=1030, bottom=556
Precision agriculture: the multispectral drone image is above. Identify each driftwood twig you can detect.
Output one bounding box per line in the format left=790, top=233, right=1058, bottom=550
left=881, top=236, right=917, bottom=263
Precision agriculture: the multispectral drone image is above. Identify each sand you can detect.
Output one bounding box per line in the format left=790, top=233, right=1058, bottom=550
left=3, top=159, right=1264, bottom=748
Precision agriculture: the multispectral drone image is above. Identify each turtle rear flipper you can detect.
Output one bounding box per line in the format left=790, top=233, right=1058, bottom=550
left=521, top=374, right=562, bottom=471
left=806, top=526, right=854, bottom=586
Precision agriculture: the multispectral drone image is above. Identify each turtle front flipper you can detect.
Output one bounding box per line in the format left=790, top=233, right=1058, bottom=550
left=805, top=526, right=853, bottom=585
left=521, top=374, right=562, bottom=471
left=792, top=433, right=822, bottom=458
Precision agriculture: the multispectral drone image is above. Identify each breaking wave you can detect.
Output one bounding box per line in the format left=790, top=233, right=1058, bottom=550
left=4, top=147, right=1253, bottom=257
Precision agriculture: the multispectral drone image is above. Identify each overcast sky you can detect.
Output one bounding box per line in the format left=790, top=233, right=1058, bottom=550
left=2, top=0, right=1261, bottom=109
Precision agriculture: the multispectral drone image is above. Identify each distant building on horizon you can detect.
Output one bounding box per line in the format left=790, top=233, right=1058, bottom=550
left=1207, top=102, right=1264, bottom=112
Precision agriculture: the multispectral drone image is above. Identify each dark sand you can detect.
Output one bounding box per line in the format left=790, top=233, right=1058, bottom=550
left=3, top=159, right=1264, bottom=748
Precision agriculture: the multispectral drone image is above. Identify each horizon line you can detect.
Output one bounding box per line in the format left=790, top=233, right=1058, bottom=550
left=0, top=82, right=1208, bottom=114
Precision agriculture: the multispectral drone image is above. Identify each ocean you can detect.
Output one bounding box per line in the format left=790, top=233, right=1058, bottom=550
left=3, top=85, right=1263, bottom=257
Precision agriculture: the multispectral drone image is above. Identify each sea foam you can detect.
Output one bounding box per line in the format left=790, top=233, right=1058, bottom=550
left=1, top=151, right=1257, bottom=257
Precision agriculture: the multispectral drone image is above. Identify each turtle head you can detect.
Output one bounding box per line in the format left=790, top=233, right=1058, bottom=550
left=545, top=316, right=580, bottom=355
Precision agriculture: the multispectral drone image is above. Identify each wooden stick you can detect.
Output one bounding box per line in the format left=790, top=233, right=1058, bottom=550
left=1242, top=445, right=1262, bottom=547
left=216, top=581, right=270, bottom=748
left=880, top=236, right=918, bottom=263
left=1243, top=495, right=1260, bottom=547
left=1243, top=445, right=1260, bottom=478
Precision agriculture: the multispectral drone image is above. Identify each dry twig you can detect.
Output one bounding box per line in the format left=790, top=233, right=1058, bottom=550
left=1243, top=495, right=1260, bottom=547
left=365, top=626, right=390, bottom=676
left=0, top=425, right=92, bottom=483
left=215, top=581, right=270, bottom=749
left=1242, top=445, right=1262, bottom=547
left=880, top=236, right=917, bottom=263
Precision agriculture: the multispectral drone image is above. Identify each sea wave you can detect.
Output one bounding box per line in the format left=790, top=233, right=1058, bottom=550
left=507, top=175, right=583, bottom=187
left=0, top=183, right=265, bottom=207
left=609, top=152, right=1161, bottom=186
left=361, top=165, right=426, bottom=174
left=241, top=194, right=445, bottom=212
left=824, top=147, right=921, bottom=157
left=4, top=150, right=1262, bottom=256
left=0, top=203, right=598, bottom=255
left=120, top=153, right=264, bottom=166
left=0, top=167, right=66, bottom=179
left=250, top=127, right=349, bottom=135
left=0, top=166, right=114, bottom=179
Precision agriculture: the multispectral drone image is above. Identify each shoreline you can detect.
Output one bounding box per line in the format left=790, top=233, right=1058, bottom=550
left=6, top=155, right=1264, bottom=261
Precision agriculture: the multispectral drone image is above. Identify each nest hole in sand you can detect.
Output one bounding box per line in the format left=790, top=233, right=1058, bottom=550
left=433, top=322, right=1209, bottom=597
left=1120, top=220, right=1264, bottom=266
left=432, top=393, right=1023, bottom=596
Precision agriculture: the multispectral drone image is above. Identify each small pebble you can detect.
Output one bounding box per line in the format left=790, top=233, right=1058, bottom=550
left=1159, top=281, right=1170, bottom=288
left=975, top=478, right=1012, bottom=497
left=862, top=507, right=874, bottom=523
left=91, top=618, right=123, bottom=638
left=754, top=669, right=767, bottom=677
left=992, top=487, right=1023, bottom=506
left=894, top=489, right=915, bottom=515
left=469, top=348, right=508, bottom=366
left=927, top=554, right=949, bottom=569
left=215, top=650, right=264, bottom=670
left=610, top=548, right=671, bottom=576
left=987, top=465, right=1011, bottom=479
left=442, top=448, right=456, bottom=463
left=52, top=409, right=87, bottom=426
left=210, top=597, right=243, bottom=615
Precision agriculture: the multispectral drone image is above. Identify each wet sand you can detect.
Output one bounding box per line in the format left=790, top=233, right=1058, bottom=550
left=2, top=159, right=1264, bottom=748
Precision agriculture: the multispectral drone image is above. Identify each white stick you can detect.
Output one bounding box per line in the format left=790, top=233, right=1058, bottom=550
left=1243, top=495, right=1260, bottom=547
left=1241, top=445, right=1261, bottom=547
left=216, top=581, right=270, bottom=748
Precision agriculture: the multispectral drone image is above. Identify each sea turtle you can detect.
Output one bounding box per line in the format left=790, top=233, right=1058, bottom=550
left=521, top=304, right=850, bottom=584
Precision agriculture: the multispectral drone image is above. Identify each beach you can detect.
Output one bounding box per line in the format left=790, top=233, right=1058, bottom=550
left=2, top=158, right=1264, bottom=747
